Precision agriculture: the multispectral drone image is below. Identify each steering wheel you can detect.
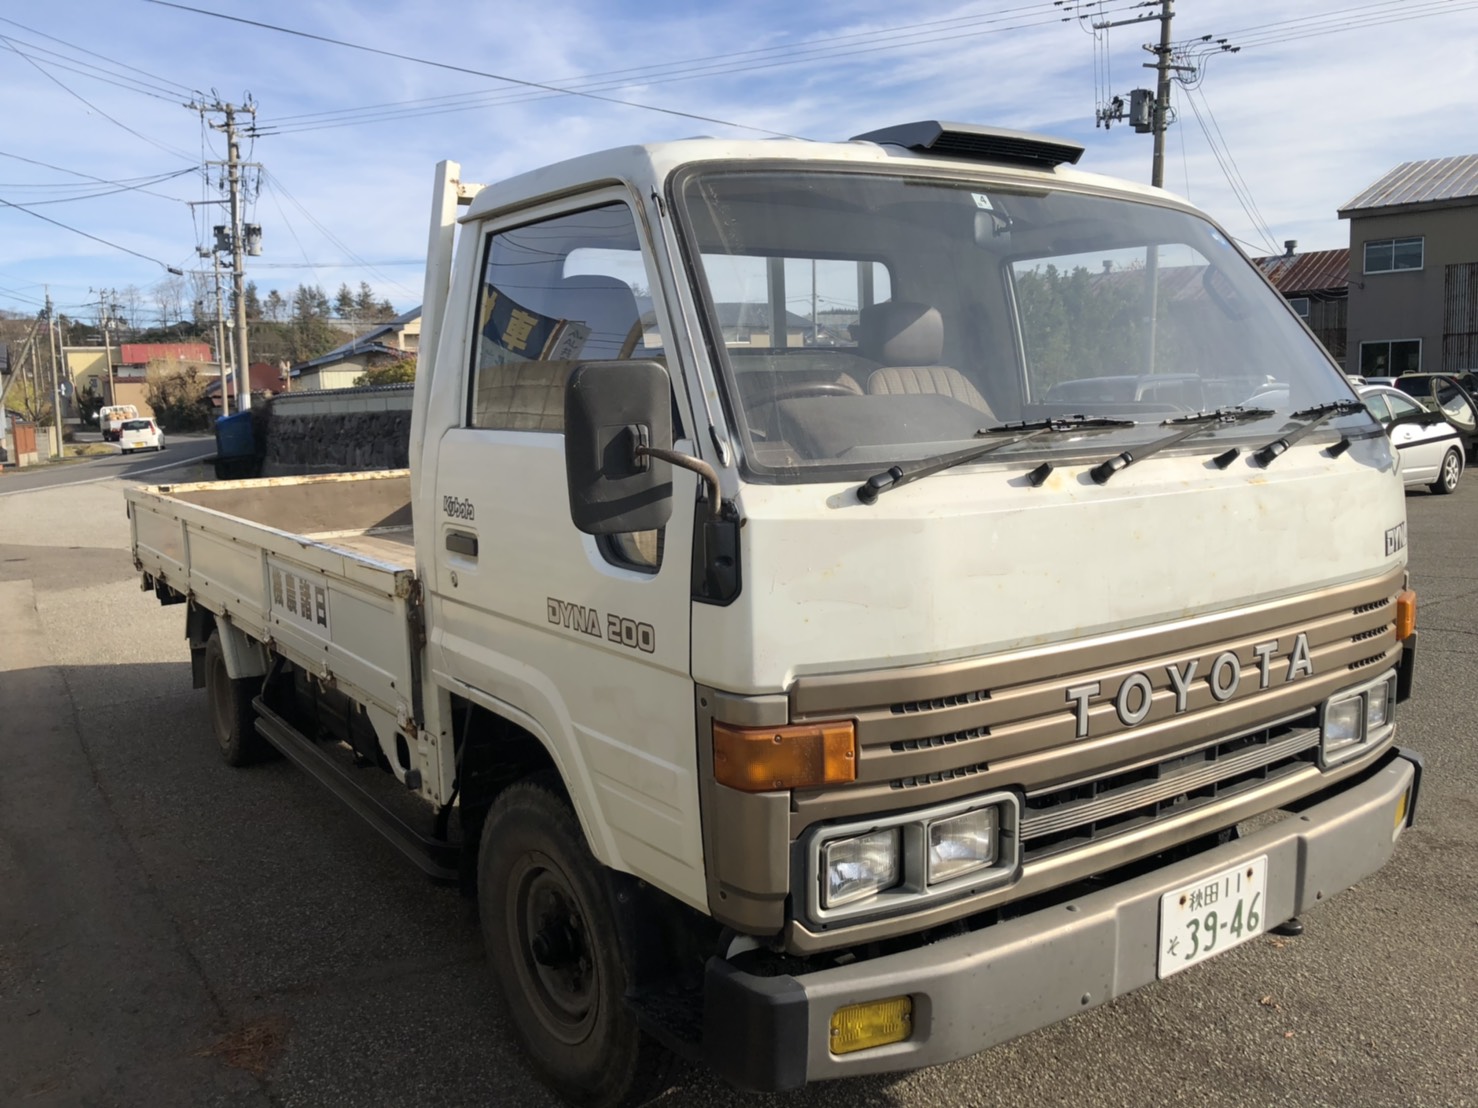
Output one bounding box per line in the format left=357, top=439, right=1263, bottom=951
left=768, top=383, right=858, bottom=402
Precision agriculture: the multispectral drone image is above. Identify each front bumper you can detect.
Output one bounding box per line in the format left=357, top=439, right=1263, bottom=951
left=703, top=748, right=1422, bottom=1092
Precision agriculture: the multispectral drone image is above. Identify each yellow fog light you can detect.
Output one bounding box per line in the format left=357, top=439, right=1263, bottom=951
left=1394, top=789, right=1409, bottom=838
left=829, top=996, right=913, bottom=1055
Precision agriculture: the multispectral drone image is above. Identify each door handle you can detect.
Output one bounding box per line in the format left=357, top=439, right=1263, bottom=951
left=446, top=530, right=478, bottom=557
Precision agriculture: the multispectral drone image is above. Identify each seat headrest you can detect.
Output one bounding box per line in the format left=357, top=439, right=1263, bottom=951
left=557, top=274, right=641, bottom=359
left=857, top=301, right=944, bottom=367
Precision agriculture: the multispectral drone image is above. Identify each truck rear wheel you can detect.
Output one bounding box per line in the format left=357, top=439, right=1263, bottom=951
left=477, top=777, right=672, bottom=1108
left=203, top=631, right=271, bottom=766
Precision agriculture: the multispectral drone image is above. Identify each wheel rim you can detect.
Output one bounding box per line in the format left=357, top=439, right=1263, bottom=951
left=1444, top=452, right=1461, bottom=489
left=507, top=852, right=599, bottom=1044
left=206, top=649, right=233, bottom=750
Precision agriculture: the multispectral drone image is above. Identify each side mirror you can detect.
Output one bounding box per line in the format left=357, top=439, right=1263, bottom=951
left=563, top=360, right=674, bottom=535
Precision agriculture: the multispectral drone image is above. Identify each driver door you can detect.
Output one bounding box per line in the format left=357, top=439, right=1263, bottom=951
left=427, top=192, right=708, bottom=908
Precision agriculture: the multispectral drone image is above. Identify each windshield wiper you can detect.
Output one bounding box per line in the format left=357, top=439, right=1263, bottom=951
left=1089, top=407, right=1276, bottom=484
left=981, top=415, right=1137, bottom=435
left=856, top=415, right=1134, bottom=503
left=1232, top=399, right=1367, bottom=469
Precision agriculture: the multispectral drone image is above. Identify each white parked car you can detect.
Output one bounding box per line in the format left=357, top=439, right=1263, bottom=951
left=1359, top=384, right=1463, bottom=494
left=118, top=418, right=165, bottom=454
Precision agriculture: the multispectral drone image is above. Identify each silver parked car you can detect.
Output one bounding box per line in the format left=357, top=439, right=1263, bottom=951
left=1359, top=384, right=1463, bottom=494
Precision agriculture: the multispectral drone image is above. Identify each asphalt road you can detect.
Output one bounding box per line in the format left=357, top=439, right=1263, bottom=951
left=0, top=432, right=217, bottom=496
left=0, top=467, right=1474, bottom=1108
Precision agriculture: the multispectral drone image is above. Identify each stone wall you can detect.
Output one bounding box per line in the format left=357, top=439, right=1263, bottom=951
left=255, top=384, right=414, bottom=477
left=261, top=411, right=411, bottom=476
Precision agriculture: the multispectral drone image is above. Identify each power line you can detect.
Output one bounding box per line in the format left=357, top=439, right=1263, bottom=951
left=0, top=149, right=197, bottom=204
left=259, top=170, right=418, bottom=299
left=1181, top=87, right=1278, bottom=255
left=250, top=1, right=1150, bottom=137
left=146, top=0, right=801, bottom=138
left=0, top=196, right=185, bottom=273
left=0, top=168, right=197, bottom=205
left=258, top=0, right=1079, bottom=129
left=0, top=38, right=196, bottom=163
left=0, top=37, right=189, bottom=103
left=0, top=16, right=196, bottom=94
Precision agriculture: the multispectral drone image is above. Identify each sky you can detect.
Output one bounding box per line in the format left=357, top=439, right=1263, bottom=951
left=3, top=0, right=1478, bottom=330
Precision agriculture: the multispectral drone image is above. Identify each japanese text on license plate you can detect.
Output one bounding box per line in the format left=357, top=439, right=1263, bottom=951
left=1157, top=855, right=1268, bottom=978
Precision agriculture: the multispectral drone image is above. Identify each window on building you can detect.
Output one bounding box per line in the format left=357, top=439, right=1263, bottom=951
left=1363, top=237, right=1423, bottom=274
left=1289, top=297, right=1310, bottom=318
left=1359, top=339, right=1421, bottom=377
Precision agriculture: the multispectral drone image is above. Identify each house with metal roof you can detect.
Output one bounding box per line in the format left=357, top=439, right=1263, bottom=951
left=290, top=308, right=420, bottom=391
left=1338, top=154, right=1478, bottom=376
left=1255, top=244, right=1350, bottom=365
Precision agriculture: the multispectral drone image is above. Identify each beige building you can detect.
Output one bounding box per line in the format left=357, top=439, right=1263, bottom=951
left=290, top=309, right=419, bottom=391
left=1340, top=154, right=1478, bottom=376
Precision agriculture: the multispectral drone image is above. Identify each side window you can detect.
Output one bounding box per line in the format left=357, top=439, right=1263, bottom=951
left=1362, top=393, right=1391, bottom=424
left=468, top=202, right=671, bottom=571
left=1384, top=392, right=1424, bottom=420
left=470, top=203, right=656, bottom=431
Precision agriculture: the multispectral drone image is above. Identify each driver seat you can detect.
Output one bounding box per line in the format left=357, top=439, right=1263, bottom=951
left=859, top=301, right=994, bottom=417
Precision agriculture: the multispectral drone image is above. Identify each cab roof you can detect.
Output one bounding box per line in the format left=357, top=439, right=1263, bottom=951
left=461, top=123, right=1187, bottom=224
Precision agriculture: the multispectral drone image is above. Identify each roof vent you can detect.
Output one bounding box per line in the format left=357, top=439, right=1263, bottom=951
left=851, top=121, right=1085, bottom=170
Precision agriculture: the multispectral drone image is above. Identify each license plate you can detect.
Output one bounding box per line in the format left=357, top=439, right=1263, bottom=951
left=1157, top=855, right=1268, bottom=978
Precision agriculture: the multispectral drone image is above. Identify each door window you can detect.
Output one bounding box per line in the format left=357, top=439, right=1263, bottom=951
left=469, top=203, right=658, bottom=432
left=1383, top=392, right=1424, bottom=420
left=1361, top=393, right=1391, bottom=423
left=467, top=202, right=670, bottom=569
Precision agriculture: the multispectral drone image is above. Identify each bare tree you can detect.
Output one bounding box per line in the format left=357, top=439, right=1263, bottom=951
left=119, top=285, right=145, bottom=335
left=187, top=271, right=214, bottom=327
left=153, top=274, right=186, bottom=327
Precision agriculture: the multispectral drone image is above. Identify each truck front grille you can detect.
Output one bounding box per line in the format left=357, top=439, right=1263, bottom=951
left=788, top=567, right=1403, bottom=837
left=1018, top=714, right=1319, bottom=861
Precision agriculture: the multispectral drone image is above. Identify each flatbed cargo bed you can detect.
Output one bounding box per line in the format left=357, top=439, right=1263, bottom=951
left=127, top=470, right=420, bottom=726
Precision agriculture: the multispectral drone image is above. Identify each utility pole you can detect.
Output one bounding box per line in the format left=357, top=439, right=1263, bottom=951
left=93, top=288, right=116, bottom=406
left=1090, top=0, right=1188, bottom=185
left=225, top=103, right=250, bottom=409
left=45, top=289, right=62, bottom=457
left=197, top=251, right=232, bottom=412
left=1148, top=0, right=1174, bottom=188
left=1090, top=0, right=1180, bottom=373
left=191, top=96, right=261, bottom=412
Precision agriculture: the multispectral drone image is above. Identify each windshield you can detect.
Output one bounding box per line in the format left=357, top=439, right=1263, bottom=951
left=675, top=167, right=1357, bottom=482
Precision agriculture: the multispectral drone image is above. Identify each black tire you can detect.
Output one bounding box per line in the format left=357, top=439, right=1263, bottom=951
left=202, top=631, right=271, bottom=766
left=1430, top=447, right=1462, bottom=494
left=477, top=777, right=672, bottom=1108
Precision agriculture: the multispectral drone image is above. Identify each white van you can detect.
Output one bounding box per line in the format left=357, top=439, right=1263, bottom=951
left=99, top=404, right=139, bottom=442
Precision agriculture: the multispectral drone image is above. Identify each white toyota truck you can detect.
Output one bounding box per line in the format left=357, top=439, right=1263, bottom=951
left=128, top=121, right=1424, bottom=1106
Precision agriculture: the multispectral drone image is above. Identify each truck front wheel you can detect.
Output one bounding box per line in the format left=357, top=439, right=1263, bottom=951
left=478, top=777, right=672, bottom=1107
left=202, top=631, right=271, bottom=766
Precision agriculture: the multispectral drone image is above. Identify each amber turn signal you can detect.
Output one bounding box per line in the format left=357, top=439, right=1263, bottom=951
left=712, top=720, right=856, bottom=792
left=1395, top=588, right=1417, bottom=640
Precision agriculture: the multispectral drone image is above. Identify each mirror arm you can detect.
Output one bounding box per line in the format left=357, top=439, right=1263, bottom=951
left=635, top=445, right=723, bottom=522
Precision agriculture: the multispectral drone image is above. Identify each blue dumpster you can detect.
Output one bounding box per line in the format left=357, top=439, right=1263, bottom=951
left=214, top=410, right=256, bottom=480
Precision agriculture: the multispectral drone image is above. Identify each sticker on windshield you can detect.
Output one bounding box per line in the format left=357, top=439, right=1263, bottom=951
left=972, top=192, right=994, bottom=210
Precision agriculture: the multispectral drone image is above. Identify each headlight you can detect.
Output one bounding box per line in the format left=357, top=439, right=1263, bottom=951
left=1323, top=695, right=1363, bottom=752
left=807, top=793, right=1021, bottom=923
left=1366, top=680, right=1391, bottom=730
left=1321, top=672, right=1397, bottom=766
left=824, top=828, right=901, bottom=907
left=927, top=807, right=999, bottom=884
